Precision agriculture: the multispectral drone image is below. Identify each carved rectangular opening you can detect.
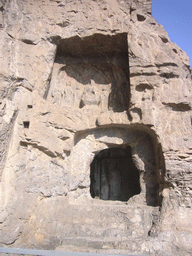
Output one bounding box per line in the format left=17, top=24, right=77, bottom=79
left=47, top=33, right=130, bottom=112
left=23, top=121, right=30, bottom=128
left=90, top=146, right=141, bottom=201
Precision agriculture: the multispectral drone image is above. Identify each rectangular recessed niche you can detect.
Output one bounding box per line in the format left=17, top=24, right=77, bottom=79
left=23, top=121, right=30, bottom=128
left=47, top=33, right=130, bottom=112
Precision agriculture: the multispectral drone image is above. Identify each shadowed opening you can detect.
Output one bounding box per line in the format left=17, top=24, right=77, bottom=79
left=90, top=146, right=141, bottom=201
left=47, top=33, right=130, bottom=112
left=23, top=121, right=30, bottom=128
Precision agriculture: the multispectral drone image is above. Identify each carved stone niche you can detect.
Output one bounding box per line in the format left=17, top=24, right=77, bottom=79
left=47, top=32, right=165, bottom=208
left=47, top=33, right=130, bottom=112
left=71, top=126, right=165, bottom=208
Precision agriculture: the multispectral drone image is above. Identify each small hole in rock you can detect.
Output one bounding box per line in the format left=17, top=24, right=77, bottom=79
left=23, top=121, right=30, bottom=128
left=136, top=84, right=153, bottom=92
left=173, top=49, right=177, bottom=54
left=137, top=14, right=146, bottom=22
left=20, top=141, right=28, bottom=147
left=27, top=105, right=33, bottom=109
left=160, top=36, right=168, bottom=43
left=79, top=100, right=85, bottom=109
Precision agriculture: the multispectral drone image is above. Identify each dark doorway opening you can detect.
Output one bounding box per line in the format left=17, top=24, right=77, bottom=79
left=90, top=146, right=141, bottom=201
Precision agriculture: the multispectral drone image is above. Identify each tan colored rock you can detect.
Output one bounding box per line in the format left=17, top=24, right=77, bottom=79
left=0, top=0, right=191, bottom=255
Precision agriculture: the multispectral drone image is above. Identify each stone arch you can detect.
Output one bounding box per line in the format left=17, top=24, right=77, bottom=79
left=71, top=125, right=165, bottom=206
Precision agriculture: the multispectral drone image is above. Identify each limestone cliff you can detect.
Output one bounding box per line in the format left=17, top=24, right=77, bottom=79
left=0, top=0, right=191, bottom=255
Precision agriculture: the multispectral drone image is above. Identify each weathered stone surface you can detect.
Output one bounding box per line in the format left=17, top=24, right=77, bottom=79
left=0, top=0, right=191, bottom=255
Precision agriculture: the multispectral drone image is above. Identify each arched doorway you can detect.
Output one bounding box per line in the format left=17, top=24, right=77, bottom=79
left=90, top=146, right=141, bottom=201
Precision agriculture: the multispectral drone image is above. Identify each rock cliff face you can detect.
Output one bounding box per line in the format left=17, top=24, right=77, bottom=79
left=0, top=0, right=191, bottom=255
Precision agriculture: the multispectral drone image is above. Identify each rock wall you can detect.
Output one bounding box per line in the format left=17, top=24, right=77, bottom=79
left=0, top=0, right=191, bottom=255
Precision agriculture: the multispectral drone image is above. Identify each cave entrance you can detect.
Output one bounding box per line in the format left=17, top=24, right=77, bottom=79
left=90, top=146, right=141, bottom=201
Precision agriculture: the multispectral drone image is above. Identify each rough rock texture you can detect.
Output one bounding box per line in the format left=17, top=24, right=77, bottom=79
left=0, top=0, right=191, bottom=255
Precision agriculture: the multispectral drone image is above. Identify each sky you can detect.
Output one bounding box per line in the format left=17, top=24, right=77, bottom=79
left=152, top=0, right=192, bottom=68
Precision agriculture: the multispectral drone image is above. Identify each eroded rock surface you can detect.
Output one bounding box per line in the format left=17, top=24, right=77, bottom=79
left=0, top=0, right=191, bottom=255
